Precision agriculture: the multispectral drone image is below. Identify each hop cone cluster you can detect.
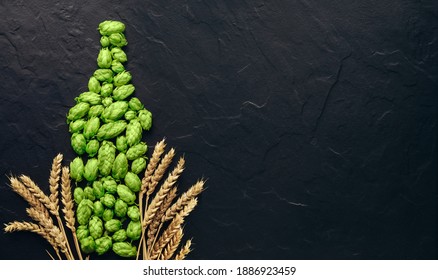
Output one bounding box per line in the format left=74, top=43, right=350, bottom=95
left=66, top=20, right=152, bottom=257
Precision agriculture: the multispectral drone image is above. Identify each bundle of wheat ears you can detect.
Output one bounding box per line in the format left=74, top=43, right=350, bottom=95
left=4, top=139, right=204, bottom=260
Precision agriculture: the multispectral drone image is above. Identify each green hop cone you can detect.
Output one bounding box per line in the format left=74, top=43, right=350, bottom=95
left=97, top=47, right=112, bottom=69
left=138, top=109, right=153, bottom=131
left=77, top=199, right=94, bottom=225
left=110, top=47, right=127, bottom=63
left=124, top=110, right=136, bottom=121
left=83, top=186, right=95, bottom=201
left=114, top=199, right=128, bottom=218
left=109, top=33, right=128, bottom=47
left=101, top=101, right=129, bottom=122
left=76, top=225, right=89, bottom=241
left=70, top=157, right=84, bottom=182
left=69, top=119, right=86, bottom=133
left=101, top=193, right=116, bottom=208
left=95, top=236, right=112, bottom=255
left=98, top=20, right=126, bottom=36
left=83, top=158, right=99, bottom=182
left=100, top=36, right=110, bottom=47
left=100, top=82, right=114, bottom=97
left=117, top=184, right=136, bottom=205
left=98, top=141, right=116, bottom=176
left=112, top=229, right=127, bottom=242
left=92, top=180, right=105, bottom=199
left=102, top=177, right=117, bottom=194
left=88, top=105, right=104, bottom=118
left=113, top=71, right=132, bottom=87
left=96, top=120, right=127, bottom=140
left=93, top=200, right=104, bottom=217
left=73, top=187, right=84, bottom=204
left=102, top=97, right=113, bottom=107
left=127, top=206, right=140, bottom=221
left=126, top=142, right=147, bottom=161
left=131, top=157, right=147, bottom=174
left=67, top=102, right=90, bottom=122
left=128, top=97, right=144, bottom=111
left=93, top=69, right=113, bottom=82
left=89, top=216, right=104, bottom=239
left=126, top=119, right=142, bottom=146
left=112, top=152, right=129, bottom=180
left=75, top=92, right=102, bottom=105
left=111, top=60, right=125, bottom=73
left=102, top=208, right=114, bottom=222
left=112, top=84, right=135, bottom=101
left=116, top=135, right=128, bottom=153
left=71, top=133, right=87, bottom=155
left=112, top=242, right=136, bottom=258
left=88, top=76, right=101, bottom=93
left=126, top=220, right=141, bottom=240
left=124, top=172, right=141, bottom=192
left=83, top=117, right=100, bottom=139
left=85, top=139, right=100, bottom=157
left=80, top=236, right=96, bottom=254
left=104, top=219, right=122, bottom=233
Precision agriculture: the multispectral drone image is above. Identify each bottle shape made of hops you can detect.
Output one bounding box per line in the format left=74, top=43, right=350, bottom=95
left=66, top=20, right=153, bottom=258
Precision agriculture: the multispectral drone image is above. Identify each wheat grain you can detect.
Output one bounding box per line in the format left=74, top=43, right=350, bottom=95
left=160, top=227, right=183, bottom=260
left=174, top=239, right=192, bottom=260
left=163, top=180, right=204, bottom=222
left=4, top=221, right=57, bottom=250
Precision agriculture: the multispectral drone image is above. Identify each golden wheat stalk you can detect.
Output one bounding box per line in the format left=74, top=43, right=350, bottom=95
left=61, top=166, right=83, bottom=260
left=49, top=154, right=63, bottom=213
left=138, top=156, right=184, bottom=258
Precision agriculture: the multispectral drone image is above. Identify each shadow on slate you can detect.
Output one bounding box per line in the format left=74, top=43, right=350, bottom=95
left=0, top=0, right=437, bottom=259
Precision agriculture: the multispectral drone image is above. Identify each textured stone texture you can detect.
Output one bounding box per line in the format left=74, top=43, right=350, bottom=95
left=0, top=0, right=436, bottom=259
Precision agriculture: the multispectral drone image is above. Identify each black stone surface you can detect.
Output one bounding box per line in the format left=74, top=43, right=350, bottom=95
left=0, top=0, right=437, bottom=259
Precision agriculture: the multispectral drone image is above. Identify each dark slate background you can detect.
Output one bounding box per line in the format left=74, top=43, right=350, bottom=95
left=0, top=0, right=437, bottom=260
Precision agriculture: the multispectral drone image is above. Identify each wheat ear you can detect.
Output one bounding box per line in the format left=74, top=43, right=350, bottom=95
left=8, top=176, right=50, bottom=218
left=4, top=221, right=62, bottom=259
left=146, top=187, right=178, bottom=253
left=163, top=180, right=204, bottom=222
left=26, top=207, right=70, bottom=259
left=160, top=227, right=183, bottom=260
left=19, top=175, right=57, bottom=216
left=149, top=214, right=184, bottom=259
left=141, top=139, right=167, bottom=195
left=138, top=156, right=183, bottom=259
left=49, top=154, right=63, bottom=212
left=61, top=166, right=83, bottom=260
left=137, top=139, right=169, bottom=259
left=144, top=157, right=184, bottom=227
left=174, top=239, right=192, bottom=260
